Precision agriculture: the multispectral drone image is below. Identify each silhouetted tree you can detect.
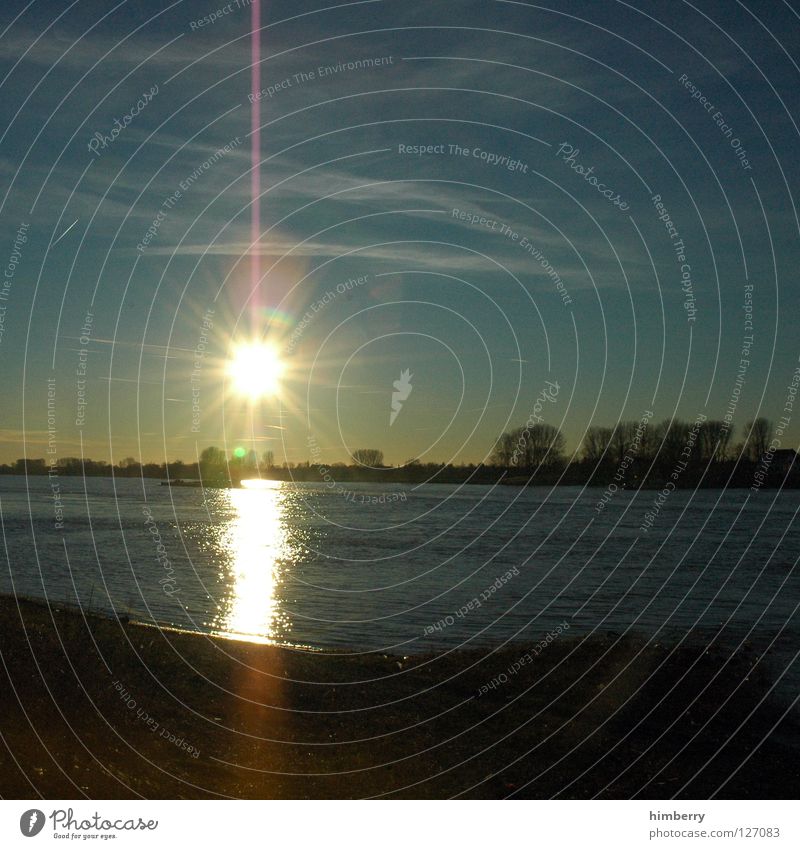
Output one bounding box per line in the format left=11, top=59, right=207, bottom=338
left=635, top=418, right=657, bottom=460
left=352, top=448, right=384, bottom=467
left=199, top=446, right=226, bottom=480
left=582, top=426, right=614, bottom=464
left=610, top=422, right=639, bottom=466
left=14, top=458, right=47, bottom=474
left=744, top=418, right=772, bottom=462
left=491, top=432, right=515, bottom=466
left=510, top=423, right=565, bottom=468
left=653, top=419, right=690, bottom=470
left=60, top=457, right=84, bottom=474
left=168, top=458, right=189, bottom=478
left=698, top=420, right=733, bottom=463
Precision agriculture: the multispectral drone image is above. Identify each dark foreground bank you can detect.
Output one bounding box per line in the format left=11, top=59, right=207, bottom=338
left=0, top=596, right=797, bottom=799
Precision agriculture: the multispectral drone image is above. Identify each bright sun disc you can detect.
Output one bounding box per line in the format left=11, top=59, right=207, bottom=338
left=228, top=343, right=285, bottom=399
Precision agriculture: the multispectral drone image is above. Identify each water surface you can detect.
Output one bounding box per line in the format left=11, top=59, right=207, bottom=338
left=1, top=476, right=797, bottom=685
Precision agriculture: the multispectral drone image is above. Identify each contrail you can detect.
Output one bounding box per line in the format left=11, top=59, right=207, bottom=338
left=53, top=218, right=78, bottom=246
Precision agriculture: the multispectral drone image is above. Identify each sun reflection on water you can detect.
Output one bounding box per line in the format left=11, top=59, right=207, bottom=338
left=212, top=479, right=292, bottom=643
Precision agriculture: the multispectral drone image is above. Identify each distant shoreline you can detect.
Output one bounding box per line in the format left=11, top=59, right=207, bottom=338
left=1, top=469, right=797, bottom=490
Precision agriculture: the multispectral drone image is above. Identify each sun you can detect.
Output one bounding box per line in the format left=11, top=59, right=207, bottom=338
left=227, top=342, right=285, bottom=400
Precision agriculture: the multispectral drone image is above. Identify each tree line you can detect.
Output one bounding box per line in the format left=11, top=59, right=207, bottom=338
left=490, top=416, right=795, bottom=487
left=0, top=447, right=391, bottom=483
left=1, top=417, right=794, bottom=488
left=492, top=417, right=772, bottom=466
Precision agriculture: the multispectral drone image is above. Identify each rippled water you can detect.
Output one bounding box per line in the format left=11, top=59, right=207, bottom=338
left=1, top=476, right=798, bottom=671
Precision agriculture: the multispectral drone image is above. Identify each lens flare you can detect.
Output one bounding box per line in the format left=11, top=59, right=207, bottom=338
left=227, top=342, right=285, bottom=399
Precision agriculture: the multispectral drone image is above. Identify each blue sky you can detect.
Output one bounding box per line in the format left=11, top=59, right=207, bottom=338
left=1, top=0, right=799, bottom=465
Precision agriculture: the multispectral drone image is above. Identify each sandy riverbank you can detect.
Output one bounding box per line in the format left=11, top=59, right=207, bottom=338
left=0, top=596, right=797, bottom=798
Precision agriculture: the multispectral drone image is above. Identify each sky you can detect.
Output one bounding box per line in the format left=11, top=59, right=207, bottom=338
left=1, top=0, right=799, bottom=466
